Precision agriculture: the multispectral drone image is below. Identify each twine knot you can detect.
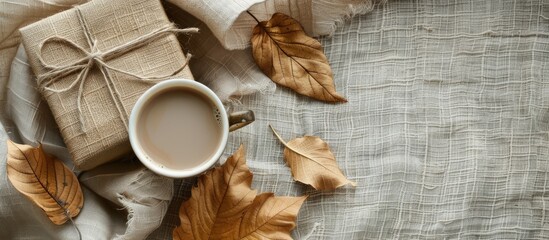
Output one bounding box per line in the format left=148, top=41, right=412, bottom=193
left=88, top=43, right=103, bottom=62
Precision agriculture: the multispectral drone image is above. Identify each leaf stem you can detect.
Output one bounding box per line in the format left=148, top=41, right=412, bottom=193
left=269, top=126, right=343, bottom=173
left=269, top=125, right=313, bottom=160
left=246, top=10, right=261, bottom=24
left=66, top=210, right=82, bottom=240
left=269, top=125, right=288, bottom=145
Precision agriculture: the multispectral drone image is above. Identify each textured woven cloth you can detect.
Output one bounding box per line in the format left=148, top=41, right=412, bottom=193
left=1, top=0, right=549, bottom=239
left=151, top=0, right=549, bottom=239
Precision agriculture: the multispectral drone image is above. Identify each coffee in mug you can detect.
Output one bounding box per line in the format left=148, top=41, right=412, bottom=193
left=129, top=79, right=254, bottom=178
left=136, top=87, right=222, bottom=170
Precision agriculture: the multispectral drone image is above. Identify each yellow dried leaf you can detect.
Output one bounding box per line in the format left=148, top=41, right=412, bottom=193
left=6, top=140, right=84, bottom=225
left=239, top=193, right=307, bottom=240
left=270, top=126, right=356, bottom=190
left=250, top=12, right=347, bottom=103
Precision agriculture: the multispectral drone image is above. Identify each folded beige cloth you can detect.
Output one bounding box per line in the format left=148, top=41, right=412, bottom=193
left=80, top=160, right=173, bottom=240
left=168, top=0, right=385, bottom=50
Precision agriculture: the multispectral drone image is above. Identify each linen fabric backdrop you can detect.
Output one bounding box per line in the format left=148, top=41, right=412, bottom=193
left=1, top=0, right=549, bottom=239
left=152, top=1, right=549, bottom=239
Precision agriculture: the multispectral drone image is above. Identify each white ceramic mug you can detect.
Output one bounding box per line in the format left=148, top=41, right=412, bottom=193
left=128, top=78, right=254, bottom=178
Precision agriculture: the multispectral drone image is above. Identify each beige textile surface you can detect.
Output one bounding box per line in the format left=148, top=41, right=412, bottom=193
left=0, top=0, right=381, bottom=239
left=1, top=0, right=549, bottom=239
left=151, top=0, right=549, bottom=239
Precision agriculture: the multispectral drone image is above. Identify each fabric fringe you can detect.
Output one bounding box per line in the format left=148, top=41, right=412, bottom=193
left=312, top=0, right=387, bottom=37
left=80, top=163, right=173, bottom=240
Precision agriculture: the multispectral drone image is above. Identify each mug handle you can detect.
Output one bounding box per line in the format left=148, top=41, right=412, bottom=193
left=228, top=110, right=255, bottom=132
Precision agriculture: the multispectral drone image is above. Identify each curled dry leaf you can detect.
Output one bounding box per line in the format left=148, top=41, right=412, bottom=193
left=173, top=145, right=307, bottom=240
left=270, top=126, right=356, bottom=190
left=6, top=140, right=84, bottom=225
left=250, top=12, right=347, bottom=103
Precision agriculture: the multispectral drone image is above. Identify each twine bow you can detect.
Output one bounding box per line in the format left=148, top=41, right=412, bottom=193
left=36, top=7, right=199, bottom=131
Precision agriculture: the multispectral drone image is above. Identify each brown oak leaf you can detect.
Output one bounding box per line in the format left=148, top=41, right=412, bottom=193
left=6, top=140, right=84, bottom=225
left=270, top=126, right=356, bottom=190
left=250, top=12, right=347, bottom=103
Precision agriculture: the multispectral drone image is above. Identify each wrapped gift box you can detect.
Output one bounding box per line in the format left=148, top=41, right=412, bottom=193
left=20, top=0, right=194, bottom=170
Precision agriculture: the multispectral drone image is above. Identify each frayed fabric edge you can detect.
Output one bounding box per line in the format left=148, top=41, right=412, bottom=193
left=225, top=80, right=277, bottom=107
left=312, top=0, right=388, bottom=37
left=112, top=194, right=136, bottom=240
left=112, top=191, right=172, bottom=240
left=106, top=168, right=173, bottom=240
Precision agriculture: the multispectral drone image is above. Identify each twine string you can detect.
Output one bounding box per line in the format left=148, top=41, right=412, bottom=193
left=36, top=7, right=198, bottom=131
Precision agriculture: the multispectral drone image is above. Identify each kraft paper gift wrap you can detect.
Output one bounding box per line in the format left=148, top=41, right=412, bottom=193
left=19, top=0, right=194, bottom=170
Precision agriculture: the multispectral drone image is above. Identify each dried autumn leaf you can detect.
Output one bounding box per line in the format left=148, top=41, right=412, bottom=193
left=239, top=193, right=307, bottom=240
left=173, top=145, right=307, bottom=240
left=6, top=140, right=84, bottom=225
left=270, top=126, right=356, bottom=190
left=173, top=145, right=257, bottom=240
left=250, top=12, right=347, bottom=102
